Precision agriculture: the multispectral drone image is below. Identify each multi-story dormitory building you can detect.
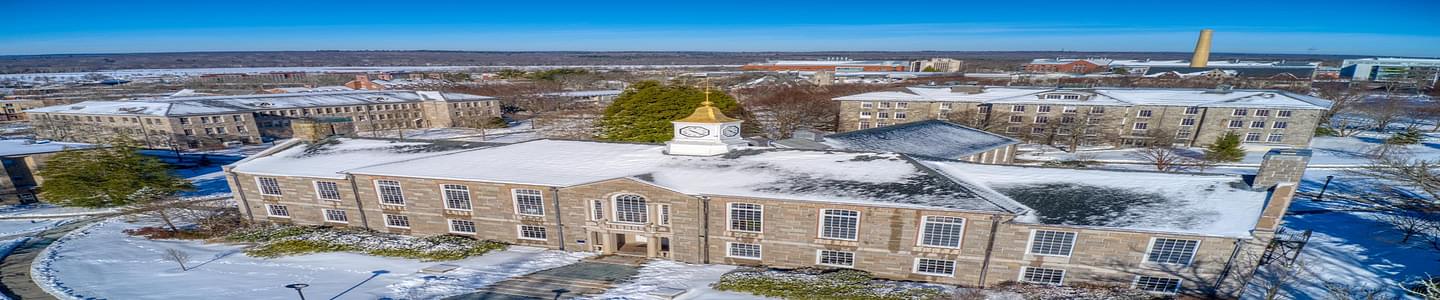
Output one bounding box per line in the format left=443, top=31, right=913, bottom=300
left=25, top=90, right=500, bottom=149
left=833, top=86, right=1331, bottom=148
left=225, top=102, right=1311, bottom=298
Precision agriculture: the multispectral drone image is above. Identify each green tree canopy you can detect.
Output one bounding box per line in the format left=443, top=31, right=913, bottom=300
left=37, top=137, right=192, bottom=208
left=528, top=68, right=589, bottom=81
left=600, top=81, right=744, bottom=143
left=921, top=66, right=939, bottom=72
left=1204, top=132, right=1247, bottom=162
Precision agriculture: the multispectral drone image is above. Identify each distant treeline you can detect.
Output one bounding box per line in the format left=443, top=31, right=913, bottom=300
left=0, top=50, right=1367, bottom=74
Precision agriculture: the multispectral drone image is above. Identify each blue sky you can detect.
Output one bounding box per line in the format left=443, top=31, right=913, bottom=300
left=2, top=0, right=1438, bottom=57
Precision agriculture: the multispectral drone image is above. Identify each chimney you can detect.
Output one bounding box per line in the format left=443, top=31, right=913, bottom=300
left=1252, top=148, right=1311, bottom=191
left=1190, top=29, right=1214, bottom=68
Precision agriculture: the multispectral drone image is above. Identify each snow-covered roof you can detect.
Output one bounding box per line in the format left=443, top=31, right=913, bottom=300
left=230, top=138, right=488, bottom=179
left=28, top=90, right=495, bottom=117
left=0, top=139, right=97, bottom=156
left=341, top=139, right=1027, bottom=213
left=784, top=120, right=1018, bottom=159
left=750, top=60, right=908, bottom=67
left=543, top=90, right=623, bottom=97
left=834, top=86, right=1332, bottom=110
left=1110, top=59, right=1320, bottom=68
left=923, top=161, right=1268, bottom=238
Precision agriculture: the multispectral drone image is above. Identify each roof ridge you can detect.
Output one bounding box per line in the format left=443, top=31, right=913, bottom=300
left=900, top=154, right=1026, bottom=215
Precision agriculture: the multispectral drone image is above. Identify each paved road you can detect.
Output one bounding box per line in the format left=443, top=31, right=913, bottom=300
left=0, top=218, right=100, bottom=300
left=446, top=258, right=641, bottom=300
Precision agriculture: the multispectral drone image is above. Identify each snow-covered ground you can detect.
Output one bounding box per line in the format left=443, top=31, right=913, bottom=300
left=34, top=219, right=589, bottom=299
left=0, top=218, right=67, bottom=237
left=0, top=204, right=110, bottom=219
left=1019, top=131, right=1440, bottom=167
left=366, top=121, right=542, bottom=144
left=592, top=260, right=764, bottom=300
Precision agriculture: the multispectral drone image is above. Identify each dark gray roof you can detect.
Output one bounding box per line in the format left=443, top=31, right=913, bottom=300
left=819, top=120, right=1019, bottom=159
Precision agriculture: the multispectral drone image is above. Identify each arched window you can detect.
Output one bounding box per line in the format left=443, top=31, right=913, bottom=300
left=613, top=194, right=648, bottom=224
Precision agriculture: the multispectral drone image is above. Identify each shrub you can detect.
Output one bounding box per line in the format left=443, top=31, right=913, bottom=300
left=123, top=226, right=212, bottom=240
left=247, top=240, right=358, bottom=258
left=223, top=225, right=507, bottom=261
left=990, top=282, right=1162, bottom=300
left=713, top=268, right=948, bottom=300
left=1203, top=132, right=1246, bottom=162
left=1388, top=129, right=1423, bottom=145
left=1315, top=126, right=1339, bottom=137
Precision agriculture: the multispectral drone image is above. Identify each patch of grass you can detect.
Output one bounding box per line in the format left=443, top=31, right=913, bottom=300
left=713, top=268, right=948, bottom=300
left=247, top=240, right=359, bottom=258
left=225, top=225, right=508, bottom=261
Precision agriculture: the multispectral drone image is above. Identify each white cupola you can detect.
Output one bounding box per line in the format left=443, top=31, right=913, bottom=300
left=666, top=88, right=745, bottom=156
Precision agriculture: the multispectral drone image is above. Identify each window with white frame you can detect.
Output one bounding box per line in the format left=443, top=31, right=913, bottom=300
left=896, top=102, right=909, bottom=109
left=877, top=112, right=890, bottom=119
left=613, top=194, right=648, bottom=223
left=322, top=209, right=347, bottom=222
left=861, top=102, right=874, bottom=108
left=1012, top=105, right=1026, bottom=112
left=1062, top=94, right=1080, bottom=100
left=919, top=216, right=965, bottom=248
left=1045, top=94, right=1062, bottom=99
left=1137, top=110, right=1153, bottom=118
left=727, top=242, right=761, bottom=259
left=1063, top=106, right=1077, bottom=113
left=590, top=199, right=604, bottom=220
left=816, top=250, right=855, bottom=267
left=449, top=219, right=476, bottom=233
left=940, top=103, right=953, bottom=110
left=1009, top=116, right=1024, bottom=123
left=1090, top=106, right=1105, bottom=114
left=384, top=214, right=410, bottom=228
left=266, top=204, right=290, bottom=217
left=1007, top=126, right=1020, bottom=133
left=877, top=122, right=890, bottom=127
left=1273, top=121, right=1287, bottom=129
left=1034, top=116, right=1049, bottom=124
left=1232, top=109, right=1247, bottom=116
left=513, top=189, right=545, bottom=216
left=859, top=111, right=873, bottom=119
left=1268, top=133, right=1284, bottom=143
left=858, top=122, right=871, bottom=130
left=1176, top=130, right=1192, bottom=138
left=1028, top=230, right=1076, bottom=256
left=441, top=184, right=472, bottom=210
left=1038, top=105, right=1051, bottom=113
left=1251, top=121, right=1265, bottom=128
left=1184, top=107, right=1200, bottom=115
left=314, top=181, right=341, bottom=201
left=1032, top=127, right=1045, bottom=134
left=518, top=225, right=547, bottom=240
left=1061, top=116, right=1076, bottom=124
left=978, top=106, right=991, bottom=113
left=729, top=203, right=763, bottom=232
left=257, top=177, right=283, bottom=196
left=659, top=204, right=671, bottom=225
left=1020, top=267, right=1066, bottom=285
left=1255, top=109, right=1270, bottom=117
left=1277, top=110, right=1292, bottom=117
left=820, top=209, right=859, bottom=240
left=895, top=112, right=908, bottom=119
left=1133, top=276, right=1182, bottom=293
left=879, top=102, right=892, bottom=108
left=1133, top=122, right=1149, bottom=130
left=375, top=180, right=405, bottom=205
left=1146, top=238, right=1199, bottom=265
left=1228, top=120, right=1244, bottom=128
left=1245, top=132, right=1261, bottom=142
left=913, top=258, right=956, bottom=276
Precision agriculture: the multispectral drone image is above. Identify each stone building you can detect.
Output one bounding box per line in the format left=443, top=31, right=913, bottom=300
left=0, top=139, right=97, bottom=204
left=833, top=86, right=1331, bottom=148
left=25, top=90, right=500, bottom=149
left=773, top=120, right=1019, bottom=164
left=225, top=102, right=1310, bottom=297
left=0, top=99, right=48, bottom=122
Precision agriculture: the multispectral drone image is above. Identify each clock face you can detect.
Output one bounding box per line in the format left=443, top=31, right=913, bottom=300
left=678, top=126, right=710, bottom=138
left=722, top=125, right=740, bottom=137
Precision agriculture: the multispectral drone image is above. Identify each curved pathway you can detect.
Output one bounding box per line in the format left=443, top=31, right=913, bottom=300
left=0, top=218, right=100, bottom=300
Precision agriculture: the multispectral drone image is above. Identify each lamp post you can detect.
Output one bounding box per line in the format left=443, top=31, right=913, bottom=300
left=1316, top=175, right=1335, bottom=201
left=284, top=283, right=309, bottom=300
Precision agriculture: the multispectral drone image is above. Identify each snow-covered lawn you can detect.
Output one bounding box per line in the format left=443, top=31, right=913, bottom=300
left=34, top=219, right=589, bottom=299
left=593, top=260, right=766, bottom=300
left=1018, top=131, right=1440, bottom=167
left=0, top=204, right=110, bottom=219
left=0, top=218, right=67, bottom=237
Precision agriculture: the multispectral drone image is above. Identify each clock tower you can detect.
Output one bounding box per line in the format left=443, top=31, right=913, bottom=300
left=666, top=87, right=746, bottom=156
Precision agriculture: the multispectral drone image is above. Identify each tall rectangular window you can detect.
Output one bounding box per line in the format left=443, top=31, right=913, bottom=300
left=449, top=219, right=476, bottom=234
left=1255, top=109, right=1270, bottom=117
left=257, top=177, right=282, bottom=196
left=1228, top=120, right=1244, bottom=128
left=1137, top=110, right=1153, bottom=118
left=1245, top=132, right=1262, bottom=142
left=1146, top=238, right=1200, bottom=265
left=314, top=181, right=341, bottom=201
left=1232, top=109, right=1247, bottom=116
left=322, top=209, right=347, bottom=222
left=1133, top=276, right=1183, bottom=293
left=1268, top=133, right=1285, bottom=143
left=266, top=204, right=290, bottom=217
left=1037, top=105, right=1051, bottom=113
left=375, top=180, right=405, bottom=205
left=1090, top=107, right=1105, bottom=114
left=726, top=242, right=761, bottom=259
left=613, top=194, right=648, bottom=223
left=1020, top=267, right=1066, bottom=285
left=591, top=199, right=604, bottom=221
left=1251, top=121, right=1265, bottom=128
left=442, top=184, right=472, bottom=210
left=384, top=214, right=410, bottom=228
left=816, top=250, right=855, bottom=268
left=1133, top=122, right=1149, bottom=130
left=820, top=209, right=859, bottom=240
left=518, top=225, right=547, bottom=240
left=913, top=258, right=956, bottom=276
left=1180, top=118, right=1196, bottom=126
left=1277, top=110, right=1292, bottom=118
left=1012, top=105, right=1026, bottom=112
left=1184, top=107, right=1199, bottom=115
left=659, top=204, right=671, bottom=226
left=919, top=216, right=965, bottom=248
left=729, top=203, right=763, bottom=233
left=1028, top=230, right=1077, bottom=256
left=1273, top=121, right=1288, bottom=129
left=513, top=189, right=545, bottom=216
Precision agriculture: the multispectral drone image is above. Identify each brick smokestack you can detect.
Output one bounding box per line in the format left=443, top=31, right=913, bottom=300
left=1189, top=29, right=1214, bottom=68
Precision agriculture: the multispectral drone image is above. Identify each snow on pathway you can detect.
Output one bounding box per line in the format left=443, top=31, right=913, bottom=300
left=0, top=219, right=67, bottom=237
left=590, top=260, right=767, bottom=300
left=33, top=219, right=587, bottom=299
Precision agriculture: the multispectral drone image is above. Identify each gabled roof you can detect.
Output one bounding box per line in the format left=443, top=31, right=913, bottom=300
left=780, top=120, right=1019, bottom=159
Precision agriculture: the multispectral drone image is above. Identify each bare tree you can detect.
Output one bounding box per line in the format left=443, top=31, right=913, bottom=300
left=164, top=248, right=191, bottom=271
left=1129, top=146, right=1193, bottom=172
left=1359, top=94, right=1409, bottom=132
left=1315, top=83, right=1368, bottom=125
left=1376, top=210, right=1436, bottom=243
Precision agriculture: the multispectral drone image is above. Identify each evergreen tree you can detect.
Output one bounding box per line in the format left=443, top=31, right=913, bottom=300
left=1387, top=128, right=1423, bottom=145
left=37, top=137, right=192, bottom=208
left=600, top=81, right=743, bottom=142
left=921, top=66, right=939, bottom=72
left=1203, top=132, right=1247, bottom=162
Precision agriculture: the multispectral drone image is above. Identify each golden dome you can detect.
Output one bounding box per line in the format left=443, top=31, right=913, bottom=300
left=676, top=85, right=738, bottom=123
